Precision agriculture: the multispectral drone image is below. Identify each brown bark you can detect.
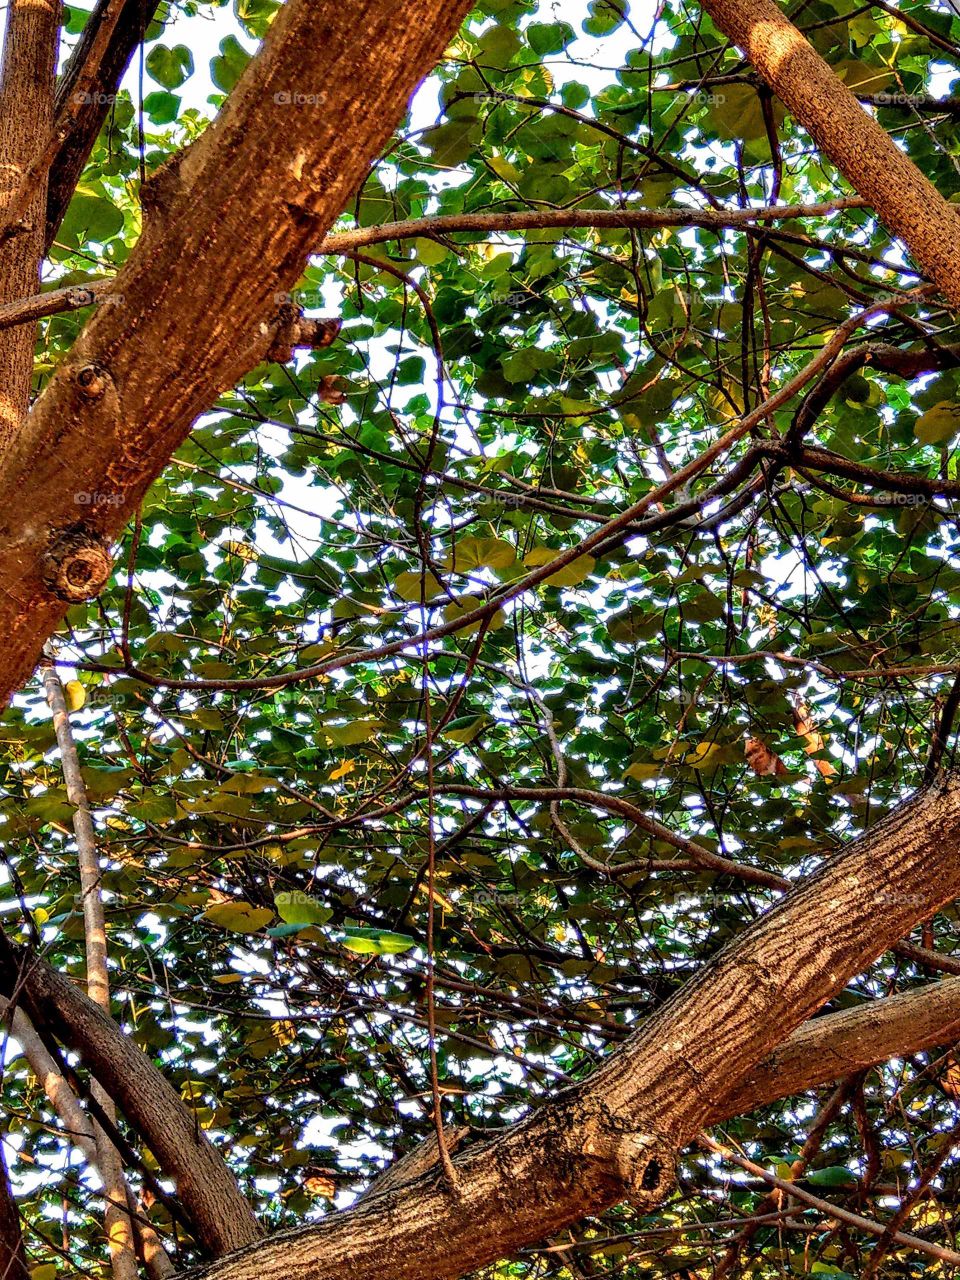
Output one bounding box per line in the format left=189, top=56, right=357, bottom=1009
left=109, top=775, right=960, bottom=1280
left=5, top=797, right=960, bottom=1278
left=720, top=975, right=960, bottom=1117
left=0, top=1142, right=27, bottom=1280
left=699, top=0, right=960, bottom=307
left=0, top=936, right=262, bottom=1256
left=316, top=198, right=868, bottom=252
left=46, top=0, right=161, bottom=252
left=0, top=0, right=474, bottom=705
left=0, top=0, right=60, bottom=448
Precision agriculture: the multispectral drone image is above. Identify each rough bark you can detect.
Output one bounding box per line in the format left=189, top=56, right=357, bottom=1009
left=46, top=0, right=161, bottom=252
left=699, top=0, right=960, bottom=307
left=0, top=937, right=262, bottom=1256
left=719, top=974, right=960, bottom=1117
left=107, top=775, right=960, bottom=1280
left=6, top=799, right=960, bottom=1278
left=0, top=993, right=173, bottom=1279
left=0, top=0, right=60, bottom=448
left=0, top=0, right=474, bottom=705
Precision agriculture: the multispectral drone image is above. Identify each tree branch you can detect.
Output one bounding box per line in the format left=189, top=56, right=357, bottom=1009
left=154, top=774, right=960, bottom=1280
left=46, top=0, right=162, bottom=251
left=0, top=0, right=476, bottom=703
left=700, top=0, right=960, bottom=306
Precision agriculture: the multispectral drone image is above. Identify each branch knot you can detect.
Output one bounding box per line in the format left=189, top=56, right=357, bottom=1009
left=577, top=1099, right=675, bottom=1209
left=41, top=527, right=113, bottom=603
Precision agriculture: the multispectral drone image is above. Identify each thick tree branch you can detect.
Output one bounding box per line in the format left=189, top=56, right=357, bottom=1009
left=145, top=774, right=960, bottom=1280
left=0, top=0, right=475, bottom=703
left=0, top=0, right=60, bottom=447
left=699, top=0, right=960, bottom=307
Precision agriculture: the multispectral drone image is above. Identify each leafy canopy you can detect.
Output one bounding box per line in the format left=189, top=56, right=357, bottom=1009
left=9, top=0, right=960, bottom=1276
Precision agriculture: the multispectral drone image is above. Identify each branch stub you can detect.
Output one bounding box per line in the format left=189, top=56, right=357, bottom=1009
left=41, top=527, right=113, bottom=602
left=74, top=363, right=111, bottom=401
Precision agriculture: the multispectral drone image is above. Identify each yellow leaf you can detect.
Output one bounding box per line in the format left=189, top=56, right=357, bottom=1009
left=523, top=546, right=595, bottom=587
left=623, top=762, right=662, bottom=782
left=445, top=536, right=516, bottom=571
left=319, top=719, right=381, bottom=747
left=202, top=902, right=274, bottom=934
left=442, top=595, right=505, bottom=635
left=394, top=569, right=446, bottom=601
left=329, top=758, right=356, bottom=781
left=915, top=401, right=960, bottom=446
left=685, top=741, right=724, bottom=769
left=64, top=680, right=85, bottom=711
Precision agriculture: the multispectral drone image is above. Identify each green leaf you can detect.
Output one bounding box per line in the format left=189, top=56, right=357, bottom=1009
left=210, top=35, right=251, bottom=93
left=143, top=91, right=181, bottom=125
left=340, top=927, right=417, bottom=955
left=582, top=0, right=628, bottom=36
left=526, top=21, right=575, bottom=53
left=805, top=1166, right=858, bottom=1188
left=59, top=191, right=124, bottom=249
left=146, top=44, right=194, bottom=90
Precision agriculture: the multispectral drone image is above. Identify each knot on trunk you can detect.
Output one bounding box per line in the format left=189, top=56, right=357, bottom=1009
left=75, top=362, right=112, bottom=401
left=267, top=299, right=341, bottom=363
left=41, top=527, right=113, bottom=602
left=578, top=1101, right=675, bottom=1209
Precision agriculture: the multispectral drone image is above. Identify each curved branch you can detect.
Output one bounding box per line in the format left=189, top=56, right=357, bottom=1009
left=0, top=937, right=261, bottom=1255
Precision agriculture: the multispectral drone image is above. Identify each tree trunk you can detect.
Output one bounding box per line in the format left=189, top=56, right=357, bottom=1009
left=0, top=0, right=60, bottom=448
left=699, top=0, right=960, bottom=307
left=0, top=0, right=474, bottom=704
